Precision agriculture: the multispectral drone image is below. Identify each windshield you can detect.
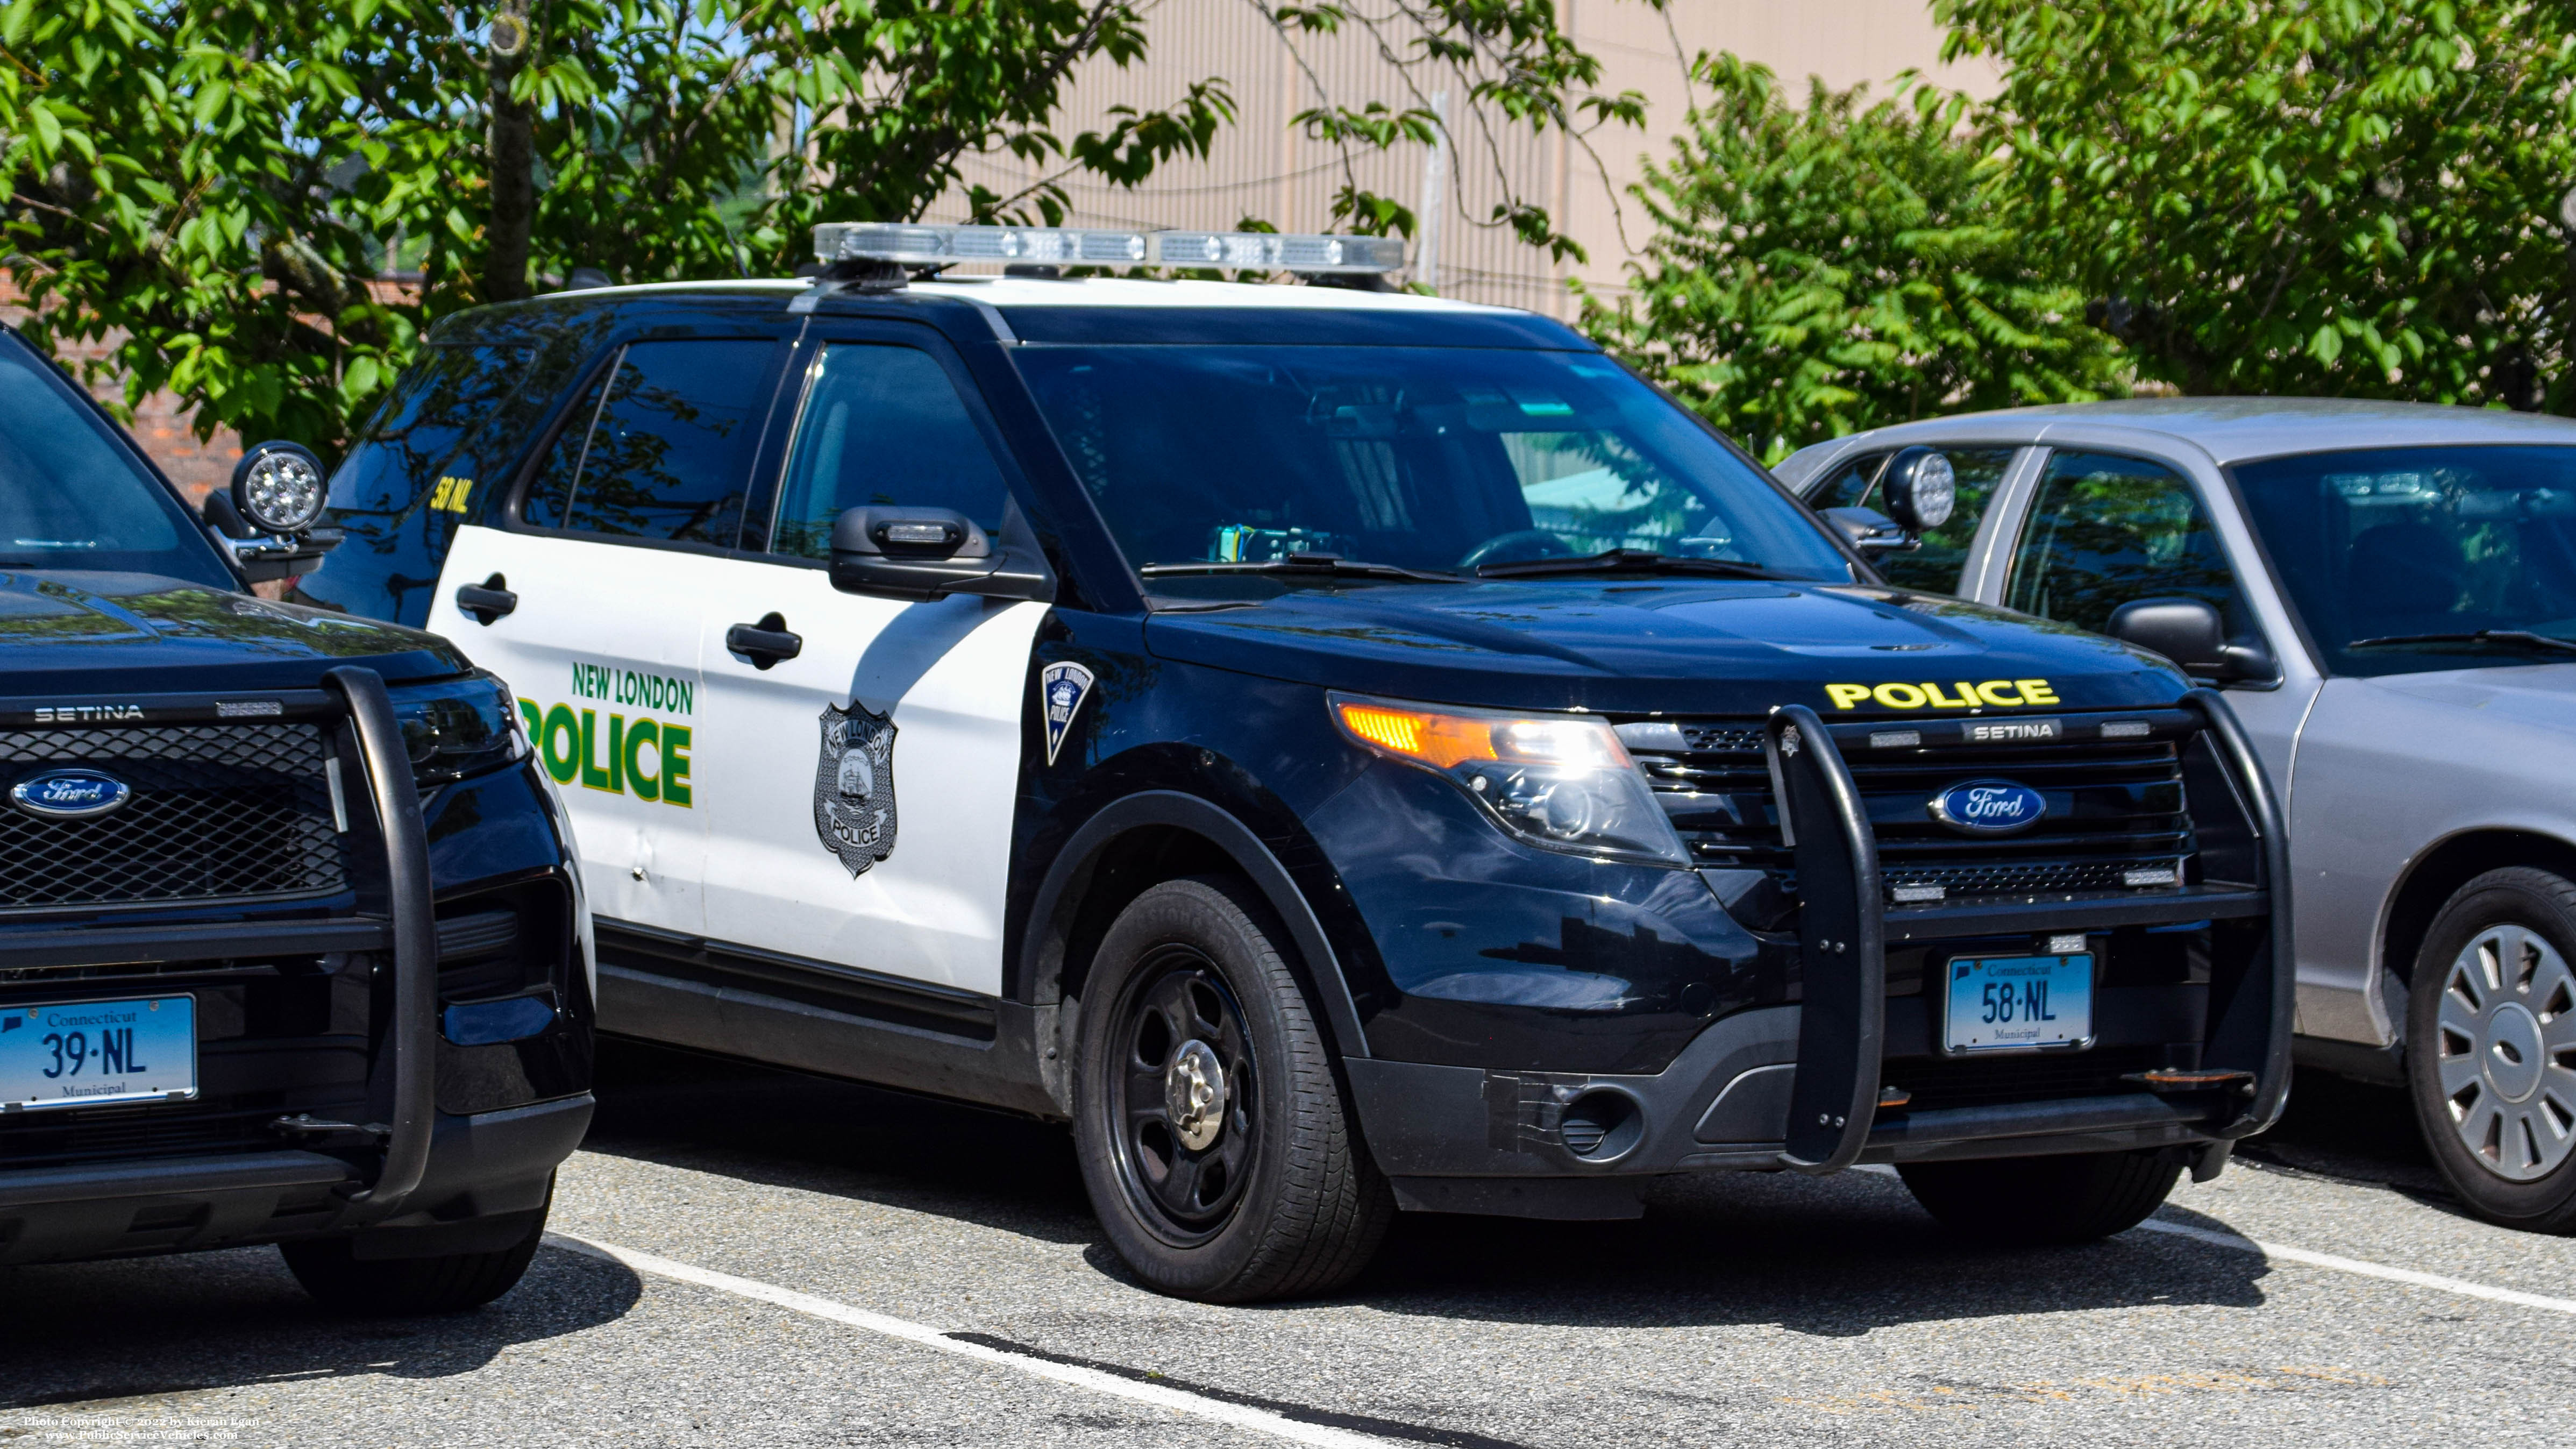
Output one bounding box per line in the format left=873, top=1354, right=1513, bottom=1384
left=1012, top=345, right=1854, bottom=591
left=0, top=333, right=231, bottom=590
left=2232, top=445, right=2576, bottom=676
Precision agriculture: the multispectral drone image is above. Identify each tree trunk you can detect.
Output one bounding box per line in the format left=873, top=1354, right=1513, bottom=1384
left=484, top=1, right=536, bottom=303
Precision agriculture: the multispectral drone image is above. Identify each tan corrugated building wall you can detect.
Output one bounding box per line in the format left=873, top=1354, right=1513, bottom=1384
left=946, top=1, right=1997, bottom=316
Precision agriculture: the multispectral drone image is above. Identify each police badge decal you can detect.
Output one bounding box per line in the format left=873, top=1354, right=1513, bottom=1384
left=1040, top=660, right=1095, bottom=766
left=814, top=701, right=898, bottom=877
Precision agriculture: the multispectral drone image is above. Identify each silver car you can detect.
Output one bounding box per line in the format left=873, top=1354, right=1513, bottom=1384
left=1777, top=399, right=2576, bottom=1231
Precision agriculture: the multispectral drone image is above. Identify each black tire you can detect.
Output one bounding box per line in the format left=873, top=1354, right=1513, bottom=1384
left=282, top=1198, right=550, bottom=1315
left=1898, top=1149, right=2181, bottom=1243
left=2404, top=866, right=2576, bottom=1232
left=1071, top=875, right=1391, bottom=1303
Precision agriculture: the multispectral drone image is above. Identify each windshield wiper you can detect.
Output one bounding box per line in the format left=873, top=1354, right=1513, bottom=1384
left=1473, top=548, right=1789, bottom=581
left=2347, top=629, right=2576, bottom=657
left=1141, top=552, right=1466, bottom=584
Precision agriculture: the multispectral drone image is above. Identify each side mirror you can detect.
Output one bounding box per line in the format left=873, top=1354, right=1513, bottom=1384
left=1821, top=506, right=1912, bottom=555
left=2108, top=597, right=2276, bottom=684
left=1880, top=446, right=1957, bottom=534
left=210, top=440, right=344, bottom=583
left=828, top=506, right=1051, bottom=602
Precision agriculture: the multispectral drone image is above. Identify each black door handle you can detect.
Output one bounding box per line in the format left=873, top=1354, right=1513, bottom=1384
left=456, top=574, right=516, bottom=625
left=726, top=612, right=802, bottom=670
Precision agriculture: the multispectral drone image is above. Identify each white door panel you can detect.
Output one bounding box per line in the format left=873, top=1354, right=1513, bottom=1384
left=693, top=562, right=1045, bottom=996
left=429, top=523, right=711, bottom=935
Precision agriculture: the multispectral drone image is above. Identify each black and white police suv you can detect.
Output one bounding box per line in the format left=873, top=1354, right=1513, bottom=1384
left=0, top=327, right=593, bottom=1314
left=296, top=223, right=2291, bottom=1302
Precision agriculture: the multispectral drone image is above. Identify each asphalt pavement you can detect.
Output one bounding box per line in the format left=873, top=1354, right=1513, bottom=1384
left=3, top=1047, right=2564, bottom=1448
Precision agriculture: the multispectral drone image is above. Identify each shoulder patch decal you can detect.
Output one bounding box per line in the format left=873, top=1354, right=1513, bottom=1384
left=1040, top=661, right=1095, bottom=767
left=814, top=701, right=898, bottom=877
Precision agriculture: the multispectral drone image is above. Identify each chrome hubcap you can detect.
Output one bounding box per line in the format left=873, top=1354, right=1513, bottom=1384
left=1165, top=1039, right=1228, bottom=1152
left=2437, top=924, right=2576, bottom=1181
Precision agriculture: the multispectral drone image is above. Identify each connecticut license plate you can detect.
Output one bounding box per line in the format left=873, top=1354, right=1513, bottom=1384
left=0, top=996, right=197, bottom=1112
left=1942, top=955, right=2093, bottom=1054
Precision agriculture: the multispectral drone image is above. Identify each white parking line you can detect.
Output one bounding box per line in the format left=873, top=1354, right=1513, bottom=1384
left=2132, top=1217, right=2576, bottom=1316
left=546, top=1233, right=1422, bottom=1449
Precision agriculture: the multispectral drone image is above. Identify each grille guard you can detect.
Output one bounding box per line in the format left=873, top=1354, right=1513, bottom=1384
left=1764, top=689, right=2293, bottom=1175
left=0, top=671, right=439, bottom=1219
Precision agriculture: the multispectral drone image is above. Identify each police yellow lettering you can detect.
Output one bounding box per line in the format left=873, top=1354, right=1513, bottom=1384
left=1825, top=683, right=1873, bottom=711
left=1873, top=682, right=1930, bottom=709
left=1974, top=680, right=2024, bottom=706
left=661, top=725, right=693, bottom=807
left=540, top=704, right=581, bottom=785
left=622, top=718, right=661, bottom=802
left=2016, top=678, right=2060, bottom=705
left=1922, top=681, right=1975, bottom=709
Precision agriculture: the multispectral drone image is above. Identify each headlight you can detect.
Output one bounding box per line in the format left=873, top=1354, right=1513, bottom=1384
left=1330, top=693, right=1690, bottom=866
left=389, top=673, right=526, bottom=785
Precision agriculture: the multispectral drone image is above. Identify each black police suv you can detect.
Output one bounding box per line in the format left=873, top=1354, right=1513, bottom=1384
left=0, top=326, right=592, bottom=1313
left=293, top=226, right=2290, bottom=1304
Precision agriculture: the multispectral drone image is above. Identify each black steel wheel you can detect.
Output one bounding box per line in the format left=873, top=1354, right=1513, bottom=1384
left=1071, top=875, right=1390, bottom=1302
left=1109, top=945, right=1259, bottom=1241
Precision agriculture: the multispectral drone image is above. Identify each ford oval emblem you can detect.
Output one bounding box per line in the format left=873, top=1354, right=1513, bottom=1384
left=1927, top=778, right=2045, bottom=836
left=11, top=769, right=133, bottom=820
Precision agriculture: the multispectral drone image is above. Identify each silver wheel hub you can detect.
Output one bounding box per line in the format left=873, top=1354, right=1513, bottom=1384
left=1164, top=1039, right=1228, bottom=1152
left=2436, top=924, right=2576, bottom=1181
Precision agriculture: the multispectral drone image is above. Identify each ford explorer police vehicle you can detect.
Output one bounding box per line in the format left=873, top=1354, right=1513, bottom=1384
left=0, top=326, right=593, bottom=1313
left=295, top=224, right=2290, bottom=1303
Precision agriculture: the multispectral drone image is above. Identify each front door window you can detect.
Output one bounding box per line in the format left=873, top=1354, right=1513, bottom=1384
left=2005, top=451, right=2250, bottom=635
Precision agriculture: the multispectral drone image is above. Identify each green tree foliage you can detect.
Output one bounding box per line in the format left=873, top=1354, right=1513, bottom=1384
left=1582, top=55, right=2123, bottom=464
left=1941, top=0, right=2576, bottom=407
left=0, top=0, right=1636, bottom=459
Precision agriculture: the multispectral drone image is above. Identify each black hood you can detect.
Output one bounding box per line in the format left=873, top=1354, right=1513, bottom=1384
left=0, top=572, right=470, bottom=696
left=1144, top=578, right=2187, bottom=716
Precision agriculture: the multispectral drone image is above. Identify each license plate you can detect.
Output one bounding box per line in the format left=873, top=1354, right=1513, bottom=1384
left=0, top=996, right=197, bottom=1112
left=1942, top=955, right=2093, bottom=1054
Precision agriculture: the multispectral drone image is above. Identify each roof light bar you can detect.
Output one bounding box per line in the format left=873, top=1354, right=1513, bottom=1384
left=812, top=223, right=1405, bottom=274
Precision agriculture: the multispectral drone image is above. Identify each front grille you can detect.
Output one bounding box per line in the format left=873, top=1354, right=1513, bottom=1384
left=1629, top=714, right=2193, bottom=906
left=0, top=725, right=345, bottom=910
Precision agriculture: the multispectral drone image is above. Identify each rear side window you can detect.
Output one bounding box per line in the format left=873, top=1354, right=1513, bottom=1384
left=522, top=339, right=775, bottom=546
left=297, top=342, right=550, bottom=625
left=770, top=343, right=1011, bottom=560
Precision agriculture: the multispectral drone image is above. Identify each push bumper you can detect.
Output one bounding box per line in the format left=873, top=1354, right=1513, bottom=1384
left=0, top=669, right=583, bottom=1264
left=1348, top=689, right=2295, bottom=1219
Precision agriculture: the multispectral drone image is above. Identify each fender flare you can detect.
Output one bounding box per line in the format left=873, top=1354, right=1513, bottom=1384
left=1020, top=789, right=1372, bottom=1060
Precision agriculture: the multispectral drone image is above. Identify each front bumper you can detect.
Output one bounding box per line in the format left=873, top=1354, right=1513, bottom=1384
left=1343, top=690, right=2295, bottom=1217
left=0, top=1093, right=592, bottom=1266
left=1348, top=999, right=2253, bottom=1218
